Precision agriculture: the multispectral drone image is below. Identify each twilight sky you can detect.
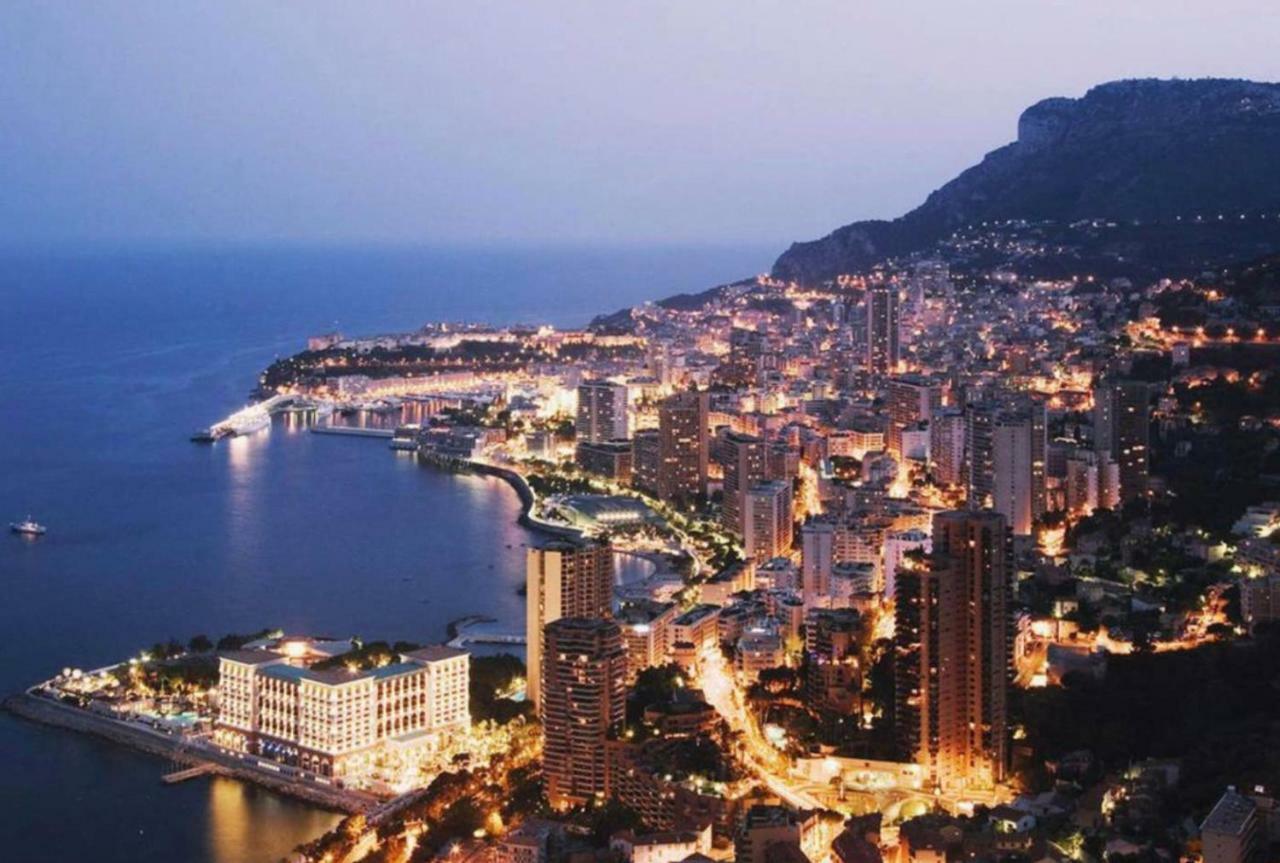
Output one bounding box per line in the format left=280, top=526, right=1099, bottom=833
left=2, top=1, right=1278, bottom=249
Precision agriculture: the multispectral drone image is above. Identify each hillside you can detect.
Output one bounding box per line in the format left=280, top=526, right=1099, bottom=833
left=772, top=78, right=1280, bottom=284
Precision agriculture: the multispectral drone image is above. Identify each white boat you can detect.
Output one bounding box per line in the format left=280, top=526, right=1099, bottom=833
left=10, top=516, right=47, bottom=536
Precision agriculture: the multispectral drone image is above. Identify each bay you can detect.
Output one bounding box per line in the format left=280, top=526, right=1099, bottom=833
left=0, top=244, right=773, bottom=863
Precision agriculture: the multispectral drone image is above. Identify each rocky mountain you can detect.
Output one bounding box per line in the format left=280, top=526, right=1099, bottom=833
left=772, top=78, right=1280, bottom=284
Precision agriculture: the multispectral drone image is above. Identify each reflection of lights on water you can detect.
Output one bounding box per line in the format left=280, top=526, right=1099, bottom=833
left=226, top=435, right=250, bottom=472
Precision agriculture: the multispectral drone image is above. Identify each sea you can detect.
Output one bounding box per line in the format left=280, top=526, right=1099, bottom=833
left=0, top=244, right=774, bottom=863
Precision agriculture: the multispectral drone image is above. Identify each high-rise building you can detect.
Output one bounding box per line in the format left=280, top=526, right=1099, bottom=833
left=657, top=390, right=709, bottom=505
left=525, top=538, right=614, bottom=709
left=929, top=408, right=966, bottom=488
left=743, top=480, right=793, bottom=563
left=801, top=518, right=836, bottom=606
left=577, top=380, right=629, bottom=444
left=865, top=283, right=900, bottom=375
left=991, top=399, right=1046, bottom=536
left=896, top=511, right=1012, bottom=792
left=725, top=327, right=768, bottom=386
left=964, top=401, right=997, bottom=509
left=541, top=617, right=627, bottom=809
left=887, top=375, right=941, bottom=457
left=721, top=431, right=766, bottom=537
left=632, top=429, right=661, bottom=496
left=1094, top=380, right=1150, bottom=502
left=966, top=395, right=1045, bottom=529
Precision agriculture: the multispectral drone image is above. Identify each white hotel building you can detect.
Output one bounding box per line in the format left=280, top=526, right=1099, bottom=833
left=214, top=639, right=470, bottom=779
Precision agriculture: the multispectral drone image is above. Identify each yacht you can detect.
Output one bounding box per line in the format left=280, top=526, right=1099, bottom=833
left=10, top=516, right=47, bottom=536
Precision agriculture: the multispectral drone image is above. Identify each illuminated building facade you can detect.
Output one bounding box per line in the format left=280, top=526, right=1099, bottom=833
left=214, top=642, right=469, bottom=779
left=721, top=430, right=766, bottom=538
left=577, top=380, right=629, bottom=444
left=1093, top=379, right=1150, bottom=502
left=541, top=617, right=627, bottom=809
left=865, top=283, right=900, bottom=375
left=525, top=537, right=615, bottom=709
left=896, top=511, right=1012, bottom=792
left=657, top=390, right=709, bottom=505
left=887, top=375, right=942, bottom=457
left=743, top=480, right=794, bottom=563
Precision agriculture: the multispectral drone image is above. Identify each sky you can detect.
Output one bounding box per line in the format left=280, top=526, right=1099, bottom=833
left=2, top=1, right=1279, bottom=250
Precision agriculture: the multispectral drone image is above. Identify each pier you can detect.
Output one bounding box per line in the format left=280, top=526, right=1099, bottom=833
left=446, top=630, right=526, bottom=650
left=309, top=423, right=395, bottom=439
left=162, top=763, right=219, bottom=784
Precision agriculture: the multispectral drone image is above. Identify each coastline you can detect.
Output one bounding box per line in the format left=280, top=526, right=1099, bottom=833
left=2, top=449, right=562, bottom=820
left=459, top=458, right=583, bottom=539
left=3, top=692, right=376, bottom=815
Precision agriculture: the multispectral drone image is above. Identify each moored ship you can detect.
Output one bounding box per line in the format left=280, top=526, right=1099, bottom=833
left=10, top=516, right=47, bottom=536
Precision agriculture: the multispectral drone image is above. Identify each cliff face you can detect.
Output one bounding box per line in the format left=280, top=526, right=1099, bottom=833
left=772, top=79, right=1280, bottom=284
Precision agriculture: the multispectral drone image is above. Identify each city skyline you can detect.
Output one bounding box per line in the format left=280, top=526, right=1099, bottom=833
left=4, top=8, right=1280, bottom=863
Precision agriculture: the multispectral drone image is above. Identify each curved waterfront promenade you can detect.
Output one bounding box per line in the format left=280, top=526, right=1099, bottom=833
left=462, top=459, right=584, bottom=539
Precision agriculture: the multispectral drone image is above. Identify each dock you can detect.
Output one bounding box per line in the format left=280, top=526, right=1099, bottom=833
left=446, top=631, right=526, bottom=650
left=310, top=424, right=395, bottom=438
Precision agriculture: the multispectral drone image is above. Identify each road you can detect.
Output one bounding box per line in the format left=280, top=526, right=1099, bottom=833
left=695, top=645, right=823, bottom=812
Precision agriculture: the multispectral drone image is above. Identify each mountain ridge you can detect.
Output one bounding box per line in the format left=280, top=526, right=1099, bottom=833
left=771, top=78, right=1280, bottom=284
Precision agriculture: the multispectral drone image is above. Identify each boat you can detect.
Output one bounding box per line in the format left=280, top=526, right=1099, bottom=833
left=190, top=429, right=218, bottom=443
left=10, top=516, right=47, bottom=536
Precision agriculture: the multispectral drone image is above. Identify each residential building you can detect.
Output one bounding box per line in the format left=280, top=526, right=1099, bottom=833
left=526, top=538, right=614, bottom=709
left=541, top=618, right=628, bottom=809
left=722, top=431, right=767, bottom=538
left=929, top=409, right=966, bottom=488
left=801, top=518, right=836, bottom=606
left=865, top=283, right=900, bottom=375
left=744, top=480, right=794, bottom=563
left=618, top=600, right=678, bottom=682
left=658, top=390, right=709, bottom=505
left=735, top=805, right=821, bottom=863
left=633, top=429, right=661, bottom=495
left=1201, top=787, right=1261, bottom=863
left=888, top=375, right=941, bottom=457
left=577, top=380, right=629, bottom=444
left=576, top=439, right=634, bottom=482
left=896, top=510, right=1012, bottom=792
left=1094, top=379, right=1150, bottom=502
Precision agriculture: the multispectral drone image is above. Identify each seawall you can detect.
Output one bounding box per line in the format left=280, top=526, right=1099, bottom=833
left=3, top=692, right=376, bottom=814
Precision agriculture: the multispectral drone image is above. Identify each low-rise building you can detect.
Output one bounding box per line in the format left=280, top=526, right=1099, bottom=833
left=1202, top=787, right=1261, bottom=863
left=619, top=600, right=678, bottom=681
left=610, top=826, right=711, bottom=863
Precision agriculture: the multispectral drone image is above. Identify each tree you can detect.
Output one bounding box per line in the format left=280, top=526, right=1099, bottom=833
left=188, top=634, right=213, bottom=653
left=588, top=800, right=647, bottom=845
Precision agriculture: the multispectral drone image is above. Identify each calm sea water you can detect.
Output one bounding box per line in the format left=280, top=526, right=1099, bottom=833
left=0, top=245, right=773, bottom=863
